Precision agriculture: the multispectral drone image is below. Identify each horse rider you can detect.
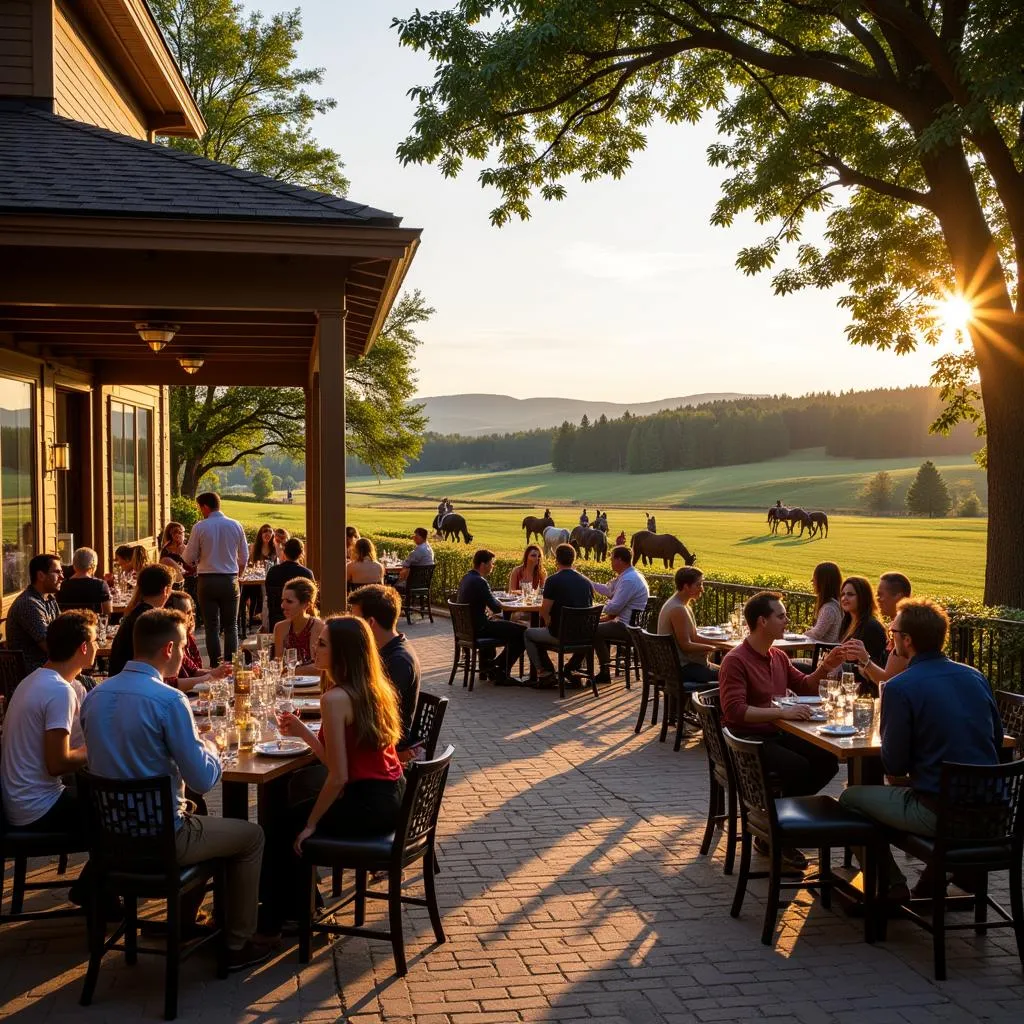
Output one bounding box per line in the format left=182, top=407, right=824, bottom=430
left=543, top=508, right=552, bottom=520
left=579, top=508, right=590, bottom=528
left=615, top=530, right=627, bottom=546
left=646, top=512, right=657, bottom=533
left=775, top=499, right=783, bottom=509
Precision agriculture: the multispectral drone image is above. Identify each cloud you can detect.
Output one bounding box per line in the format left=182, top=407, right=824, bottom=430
left=560, top=241, right=725, bottom=283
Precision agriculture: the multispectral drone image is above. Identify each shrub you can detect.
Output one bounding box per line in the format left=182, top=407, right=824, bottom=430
left=957, top=492, right=982, bottom=517
left=251, top=468, right=274, bottom=501
left=170, top=495, right=199, bottom=532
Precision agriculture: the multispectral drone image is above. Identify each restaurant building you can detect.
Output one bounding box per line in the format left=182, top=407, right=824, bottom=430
left=0, top=0, right=420, bottom=618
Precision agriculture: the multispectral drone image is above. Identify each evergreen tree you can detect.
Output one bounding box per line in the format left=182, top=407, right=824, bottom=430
left=906, top=461, right=952, bottom=518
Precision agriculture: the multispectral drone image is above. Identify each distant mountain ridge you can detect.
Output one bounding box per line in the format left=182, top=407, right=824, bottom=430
left=418, top=392, right=756, bottom=436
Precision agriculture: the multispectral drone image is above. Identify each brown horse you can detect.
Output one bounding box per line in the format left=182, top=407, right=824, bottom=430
left=569, top=525, right=607, bottom=561
left=434, top=512, right=473, bottom=544
left=807, top=511, right=829, bottom=538
left=630, top=530, right=696, bottom=568
left=522, top=513, right=554, bottom=543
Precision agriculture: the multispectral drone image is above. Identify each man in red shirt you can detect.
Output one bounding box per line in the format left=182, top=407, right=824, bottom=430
left=720, top=591, right=847, bottom=800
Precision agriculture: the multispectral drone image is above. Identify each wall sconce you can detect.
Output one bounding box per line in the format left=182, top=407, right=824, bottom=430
left=50, top=442, right=71, bottom=472
left=135, top=321, right=180, bottom=352
left=179, top=356, right=204, bottom=374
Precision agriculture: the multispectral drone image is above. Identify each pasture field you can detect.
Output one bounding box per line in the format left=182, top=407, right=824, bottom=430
left=343, top=448, right=987, bottom=512
left=221, top=498, right=987, bottom=600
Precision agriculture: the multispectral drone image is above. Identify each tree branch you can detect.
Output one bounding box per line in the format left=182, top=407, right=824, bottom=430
left=817, top=152, right=938, bottom=210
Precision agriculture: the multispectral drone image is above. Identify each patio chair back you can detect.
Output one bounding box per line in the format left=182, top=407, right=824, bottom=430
left=406, top=564, right=434, bottom=599
left=722, top=728, right=776, bottom=840
left=408, top=692, right=449, bottom=760
left=556, top=606, right=601, bottom=648
left=394, top=744, right=455, bottom=863
left=448, top=602, right=477, bottom=644
left=0, top=649, right=27, bottom=702
left=693, top=690, right=731, bottom=790
left=935, top=759, right=1024, bottom=848
left=639, top=630, right=683, bottom=689
left=995, top=690, right=1024, bottom=761
left=630, top=596, right=663, bottom=632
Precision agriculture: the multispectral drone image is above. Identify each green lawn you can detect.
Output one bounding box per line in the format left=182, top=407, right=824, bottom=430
left=222, top=498, right=987, bottom=601
left=344, top=448, right=986, bottom=512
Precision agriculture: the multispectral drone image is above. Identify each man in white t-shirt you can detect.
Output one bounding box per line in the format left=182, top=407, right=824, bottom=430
left=1, top=610, right=98, bottom=899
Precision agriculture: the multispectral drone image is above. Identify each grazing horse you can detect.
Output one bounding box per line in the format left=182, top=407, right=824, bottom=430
left=433, top=512, right=473, bottom=544
left=807, top=511, right=829, bottom=538
left=779, top=507, right=811, bottom=536
left=522, top=513, right=554, bottom=543
left=569, top=525, right=608, bottom=562
left=542, top=526, right=571, bottom=557
left=630, top=530, right=697, bottom=568
left=767, top=506, right=788, bottom=534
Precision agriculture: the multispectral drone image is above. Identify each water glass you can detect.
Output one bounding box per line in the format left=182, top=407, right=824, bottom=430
left=284, top=648, right=298, bottom=671
left=852, top=698, right=874, bottom=737
left=98, top=614, right=109, bottom=641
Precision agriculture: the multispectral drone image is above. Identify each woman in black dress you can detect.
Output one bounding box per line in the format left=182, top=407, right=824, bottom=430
left=838, top=575, right=888, bottom=696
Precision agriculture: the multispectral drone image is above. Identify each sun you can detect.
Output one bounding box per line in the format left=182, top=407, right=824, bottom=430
left=935, top=293, right=974, bottom=337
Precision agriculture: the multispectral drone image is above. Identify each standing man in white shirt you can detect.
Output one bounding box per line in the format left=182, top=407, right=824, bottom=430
left=586, top=545, right=650, bottom=685
left=183, top=491, right=248, bottom=665
left=0, top=610, right=98, bottom=903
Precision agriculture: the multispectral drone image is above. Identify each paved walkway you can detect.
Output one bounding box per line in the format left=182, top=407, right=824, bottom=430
left=2, top=618, right=1022, bottom=1022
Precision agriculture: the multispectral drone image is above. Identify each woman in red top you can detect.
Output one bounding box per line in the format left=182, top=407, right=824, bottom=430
left=272, top=577, right=324, bottom=671
left=163, top=592, right=229, bottom=690
left=264, top=614, right=405, bottom=931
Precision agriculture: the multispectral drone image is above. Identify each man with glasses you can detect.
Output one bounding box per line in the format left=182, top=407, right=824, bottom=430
left=6, top=554, right=64, bottom=673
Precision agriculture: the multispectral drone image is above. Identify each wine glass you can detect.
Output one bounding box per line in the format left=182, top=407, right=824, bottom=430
left=284, top=648, right=298, bottom=672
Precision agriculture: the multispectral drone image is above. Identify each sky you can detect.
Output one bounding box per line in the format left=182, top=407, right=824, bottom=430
left=257, top=1, right=962, bottom=403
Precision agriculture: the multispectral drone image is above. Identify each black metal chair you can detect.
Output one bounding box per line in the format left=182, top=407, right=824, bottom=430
left=996, top=690, right=1024, bottom=761
left=608, top=597, right=663, bottom=689
left=882, top=758, right=1024, bottom=980
left=0, top=751, right=87, bottom=924
left=531, top=606, right=602, bottom=699
left=692, top=690, right=739, bottom=875
left=408, top=692, right=449, bottom=760
left=79, top=772, right=228, bottom=1020
left=401, top=564, right=435, bottom=624
left=299, top=745, right=454, bottom=977
left=633, top=629, right=715, bottom=751
left=446, top=601, right=500, bottom=692
left=722, top=728, right=881, bottom=947
left=0, top=649, right=27, bottom=703
left=626, top=623, right=662, bottom=734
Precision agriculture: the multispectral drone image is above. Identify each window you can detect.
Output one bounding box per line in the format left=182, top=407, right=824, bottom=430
left=111, top=401, right=154, bottom=543
left=0, top=378, right=35, bottom=595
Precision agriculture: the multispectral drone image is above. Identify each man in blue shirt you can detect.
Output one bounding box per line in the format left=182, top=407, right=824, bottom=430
left=81, top=608, right=275, bottom=970
left=586, top=546, right=650, bottom=685
left=839, top=598, right=1002, bottom=897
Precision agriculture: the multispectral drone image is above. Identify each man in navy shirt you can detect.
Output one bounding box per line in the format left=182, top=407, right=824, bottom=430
left=839, top=598, right=1002, bottom=897
left=456, top=549, right=526, bottom=684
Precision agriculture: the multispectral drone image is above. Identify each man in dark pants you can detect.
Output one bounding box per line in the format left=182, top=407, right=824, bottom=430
left=719, top=590, right=847, bottom=869
left=456, top=549, right=526, bottom=685
left=182, top=491, right=248, bottom=665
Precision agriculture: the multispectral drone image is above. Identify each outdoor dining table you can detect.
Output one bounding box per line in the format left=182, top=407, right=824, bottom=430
left=221, top=747, right=316, bottom=828
left=697, top=628, right=815, bottom=653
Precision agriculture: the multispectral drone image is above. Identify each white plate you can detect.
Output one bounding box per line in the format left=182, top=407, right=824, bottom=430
left=192, top=681, right=211, bottom=693
left=254, top=739, right=308, bottom=757
left=793, top=696, right=822, bottom=705
left=783, top=633, right=809, bottom=642
left=819, top=724, right=857, bottom=737
left=292, top=675, right=320, bottom=686
left=292, top=697, right=321, bottom=710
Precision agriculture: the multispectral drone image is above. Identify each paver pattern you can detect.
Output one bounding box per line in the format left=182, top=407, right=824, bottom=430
left=1, top=617, right=1022, bottom=1023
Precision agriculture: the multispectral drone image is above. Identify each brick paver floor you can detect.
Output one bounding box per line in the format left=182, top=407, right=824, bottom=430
left=2, top=617, right=1023, bottom=1022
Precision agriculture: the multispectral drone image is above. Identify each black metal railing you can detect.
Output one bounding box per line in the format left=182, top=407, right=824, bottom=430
left=948, top=617, right=1024, bottom=694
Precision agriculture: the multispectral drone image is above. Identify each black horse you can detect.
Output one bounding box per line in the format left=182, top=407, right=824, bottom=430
left=807, top=511, right=829, bottom=538
left=569, top=525, right=608, bottom=561
left=432, top=512, right=474, bottom=544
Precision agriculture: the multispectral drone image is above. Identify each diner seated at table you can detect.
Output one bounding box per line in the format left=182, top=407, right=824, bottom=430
left=456, top=549, right=527, bottom=685
left=346, top=537, right=385, bottom=589
left=587, top=545, right=650, bottom=686
left=159, top=521, right=197, bottom=586
left=509, top=545, right=546, bottom=593
left=107, top=564, right=174, bottom=676
left=839, top=575, right=888, bottom=696
left=273, top=577, right=324, bottom=672
left=107, top=543, right=149, bottom=583
left=242, top=524, right=278, bottom=628
left=273, top=527, right=290, bottom=561
left=524, top=543, right=594, bottom=686
left=264, top=537, right=314, bottom=590
left=263, top=615, right=406, bottom=932
left=81, top=609, right=275, bottom=969
left=719, top=592, right=847, bottom=866
left=839, top=598, right=1002, bottom=900
left=1, top=611, right=97, bottom=905
left=842, top=571, right=913, bottom=689
left=163, top=592, right=231, bottom=690
left=397, top=528, right=434, bottom=583
left=6, top=553, right=63, bottom=674
left=804, top=561, right=843, bottom=642
left=346, top=526, right=360, bottom=562
left=58, top=547, right=113, bottom=614
left=658, top=566, right=719, bottom=684
left=348, top=584, right=421, bottom=755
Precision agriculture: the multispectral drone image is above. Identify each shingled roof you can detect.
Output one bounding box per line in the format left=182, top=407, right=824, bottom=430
left=0, top=103, right=400, bottom=226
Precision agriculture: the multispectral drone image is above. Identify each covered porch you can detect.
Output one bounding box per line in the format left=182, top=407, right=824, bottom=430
left=0, top=104, right=420, bottom=616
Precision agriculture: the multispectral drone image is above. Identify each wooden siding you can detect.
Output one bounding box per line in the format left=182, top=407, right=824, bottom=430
left=52, top=0, right=146, bottom=138
left=0, top=1, right=34, bottom=95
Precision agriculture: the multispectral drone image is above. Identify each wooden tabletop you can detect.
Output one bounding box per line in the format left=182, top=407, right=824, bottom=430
left=496, top=597, right=544, bottom=614
left=697, top=630, right=814, bottom=652
left=239, top=577, right=265, bottom=587
left=221, top=747, right=314, bottom=784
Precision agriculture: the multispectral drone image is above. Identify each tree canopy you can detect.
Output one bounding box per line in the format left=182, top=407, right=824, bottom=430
left=394, top=1, right=1024, bottom=606
left=152, top=0, right=348, bottom=193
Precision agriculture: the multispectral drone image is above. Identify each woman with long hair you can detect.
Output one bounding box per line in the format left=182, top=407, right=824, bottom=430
left=346, top=537, right=385, bottom=589
left=345, top=526, right=360, bottom=562
left=509, top=545, right=546, bottom=592
left=839, top=575, right=888, bottom=695
left=243, top=523, right=277, bottom=626
left=265, top=615, right=405, bottom=931
left=162, top=592, right=229, bottom=690
left=804, top=562, right=843, bottom=642
left=272, top=577, right=324, bottom=671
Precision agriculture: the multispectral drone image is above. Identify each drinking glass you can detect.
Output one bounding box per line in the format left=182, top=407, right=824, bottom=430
left=852, top=698, right=874, bottom=737
left=818, top=679, right=830, bottom=702
left=98, top=614, right=109, bottom=641
left=827, top=678, right=843, bottom=720
left=284, top=648, right=298, bottom=672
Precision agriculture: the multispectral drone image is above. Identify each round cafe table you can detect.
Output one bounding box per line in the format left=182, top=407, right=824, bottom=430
left=495, top=592, right=544, bottom=681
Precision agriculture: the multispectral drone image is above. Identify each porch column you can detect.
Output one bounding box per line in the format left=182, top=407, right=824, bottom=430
left=316, top=309, right=346, bottom=615
left=304, top=380, right=321, bottom=578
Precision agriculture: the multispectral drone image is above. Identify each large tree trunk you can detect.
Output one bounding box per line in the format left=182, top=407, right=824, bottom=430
left=180, top=461, right=203, bottom=499
left=976, top=316, right=1024, bottom=608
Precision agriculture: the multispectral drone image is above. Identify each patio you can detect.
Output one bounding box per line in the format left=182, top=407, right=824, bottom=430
left=2, top=618, right=1022, bottom=1023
